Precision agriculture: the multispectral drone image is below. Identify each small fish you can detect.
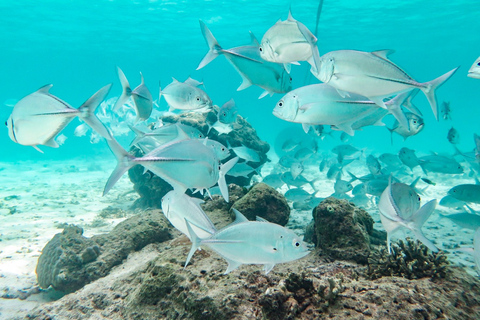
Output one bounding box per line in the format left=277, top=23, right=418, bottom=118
left=130, top=123, right=203, bottom=149
left=340, top=132, right=352, bottom=143
left=113, top=67, right=153, bottom=123
left=290, top=161, right=304, bottom=180
left=379, top=153, right=402, bottom=167
left=218, top=99, right=238, bottom=124
left=378, top=178, right=438, bottom=253
left=334, top=173, right=353, bottom=194
left=440, top=211, right=480, bottom=231
left=448, top=184, right=480, bottom=204
left=74, top=123, right=89, bottom=137
left=161, top=190, right=216, bottom=240
left=294, top=147, right=314, bottom=161
left=185, top=209, right=309, bottom=274
left=326, top=163, right=342, bottom=180
left=366, top=155, right=382, bottom=176
left=208, top=121, right=234, bottom=135
left=259, top=11, right=321, bottom=74
left=227, top=141, right=260, bottom=163
left=198, top=21, right=292, bottom=99
left=332, top=144, right=361, bottom=158
left=421, top=177, right=436, bottom=186
left=439, top=195, right=466, bottom=209
left=447, top=127, right=460, bottom=145
left=262, top=173, right=284, bottom=189
left=398, top=147, right=420, bottom=171
left=467, top=56, right=480, bottom=79
left=281, top=172, right=317, bottom=189
left=419, top=155, right=463, bottom=175
left=6, top=84, right=112, bottom=152
left=159, top=77, right=212, bottom=112
left=226, top=162, right=260, bottom=178
left=387, top=112, right=424, bottom=141
left=364, top=178, right=389, bottom=197
left=56, top=134, right=68, bottom=146
left=441, top=101, right=452, bottom=120
left=314, top=49, right=458, bottom=120
left=281, top=139, right=299, bottom=152
left=279, top=154, right=297, bottom=168
left=284, top=188, right=312, bottom=202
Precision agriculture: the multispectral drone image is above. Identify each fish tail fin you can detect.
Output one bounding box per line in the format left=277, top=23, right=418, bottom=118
left=421, top=67, right=458, bottom=121
left=185, top=219, right=201, bottom=268
left=128, top=125, right=146, bottom=146
left=218, top=157, right=239, bottom=202
left=296, top=21, right=321, bottom=75
left=410, top=199, right=439, bottom=252
left=113, top=66, right=132, bottom=112
left=78, top=83, right=113, bottom=140
left=346, top=171, right=358, bottom=183
left=103, top=138, right=135, bottom=196
left=197, top=20, right=223, bottom=70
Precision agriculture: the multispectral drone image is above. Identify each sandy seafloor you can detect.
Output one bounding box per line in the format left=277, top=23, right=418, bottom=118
left=0, top=150, right=478, bottom=318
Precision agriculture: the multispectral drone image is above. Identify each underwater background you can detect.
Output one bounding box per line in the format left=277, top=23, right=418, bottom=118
left=1, top=0, right=479, bottom=161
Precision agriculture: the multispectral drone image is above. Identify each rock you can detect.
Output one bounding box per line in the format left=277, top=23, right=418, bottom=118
left=36, top=210, right=172, bottom=293
left=313, top=197, right=382, bottom=264
left=128, top=110, right=270, bottom=209
left=232, top=183, right=290, bottom=226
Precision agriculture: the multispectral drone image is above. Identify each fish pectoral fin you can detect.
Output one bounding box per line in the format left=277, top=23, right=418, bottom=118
left=44, top=137, right=60, bottom=148
left=224, top=258, right=242, bottom=274
left=258, top=90, right=270, bottom=99
left=334, top=122, right=355, bottom=137
left=334, top=88, right=350, bottom=98
left=283, top=63, right=291, bottom=74
left=32, top=145, right=44, bottom=153
left=369, top=96, right=388, bottom=109
left=301, top=123, right=311, bottom=133
left=237, top=75, right=253, bottom=91
left=263, top=263, right=275, bottom=274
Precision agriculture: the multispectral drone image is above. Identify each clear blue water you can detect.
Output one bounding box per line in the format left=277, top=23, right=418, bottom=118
left=1, top=0, right=479, bottom=161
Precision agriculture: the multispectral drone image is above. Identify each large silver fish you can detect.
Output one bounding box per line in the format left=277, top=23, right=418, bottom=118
left=113, top=67, right=153, bottom=123
left=378, top=178, right=438, bottom=253
left=6, top=84, right=112, bottom=152
left=313, top=49, right=458, bottom=120
left=218, top=98, right=238, bottom=124
left=418, top=155, right=463, bottom=175
left=259, top=11, right=321, bottom=74
left=197, top=21, right=292, bottom=99
left=159, top=77, right=212, bottom=112
left=161, top=190, right=216, bottom=240
left=468, top=57, right=480, bottom=79
left=104, top=132, right=238, bottom=202
left=185, top=209, right=309, bottom=274
left=272, top=83, right=408, bottom=136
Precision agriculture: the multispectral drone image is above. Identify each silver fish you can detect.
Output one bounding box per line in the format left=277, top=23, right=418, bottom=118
left=6, top=84, right=112, bottom=152
left=262, top=173, right=284, bottom=189
left=185, top=209, right=309, bottom=274
left=379, top=153, right=402, bottom=167
left=448, top=184, right=480, bottom=204
left=284, top=188, right=312, bottom=202
left=290, top=161, right=304, bottom=180
left=227, top=141, right=260, bottom=163
left=259, top=11, right=321, bottom=74
left=314, top=49, right=458, bottom=120
left=467, top=56, right=480, bottom=79
left=364, top=178, right=389, bottom=197
left=440, top=211, right=480, bottom=230
left=104, top=133, right=238, bottom=202
left=366, top=155, right=382, bottom=176
left=398, top=147, right=420, bottom=170
left=419, top=155, right=463, bottom=175
left=334, top=173, right=353, bottom=194
left=160, top=77, right=212, bottom=112
left=161, top=190, right=216, bottom=240
left=226, top=162, right=260, bottom=178
left=198, top=21, right=292, bottom=99
left=447, top=127, right=460, bottom=145
left=218, top=99, right=238, bottom=124
left=439, top=195, right=466, bottom=209
left=388, top=112, right=424, bottom=141
left=113, top=67, right=153, bottom=123
left=273, top=83, right=408, bottom=136
left=131, top=123, right=204, bottom=150
left=281, top=172, right=316, bottom=189
left=378, top=178, right=438, bottom=253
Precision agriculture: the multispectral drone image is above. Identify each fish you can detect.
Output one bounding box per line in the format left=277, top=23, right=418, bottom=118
left=448, top=184, right=480, bottom=204
left=208, top=121, right=234, bottom=135
left=226, top=162, right=260, bottom=178
left=159, top=77, right=212, bottom=112
left=161, top=190, right=216, bottom=240
left=6, top=84, right=112, bottom=152
left=467, top=57, right=480, bottom=79
left=284, top=188, right=313, bottom=202
left=262, top=173, right=284, bottom=189
left=259, top=11, right=321, bottom=74
left=313, top=49, right=458, bottom=120
left=227, top=141, right=261, bottom=163
left=281, top=172, right=317, bottom=189
left=281, top=139, right=299, bottom=152
left=332, top=144, right=362, bottom=158
left=447, top=127, right=460, bottom=145
left=290, top=161, right=304, bottom=180
left=113, top=67, right=153, bottom=123
left=440, top=101, right=451, bottom=120
left=421, top=177, right=436, bottom=186
left=418, top=155, right=463, bottom=175
left=378, top=178, right=438, bottom=253
left=218, top=99, right=238, bottom=124
left=279, top=154, right=297, bottom=168
left=387, top=112, right=424, bottom=141
left=440, top=211, right=480, bottom=231
left=326, top=163, right=342, bottom=180
left=272, top=83, right=409, bottom=136
left=334, top=173, right=353, bottom=194
left=103, top=133, right=238, bottom=202
left=56, top=134, right=68, bottom=146
left=197, top=21, right=292, bottom=99
left=74, top=123, right=89, bottom=137
left=439, top=195, right=466, bottom=209
left=293, top=148, right=314, bottom=161
left=364, top=178, right=389, bottom=197
left=379, top=153, right=402, bottom=167
left=131, top=123, right=205, bottom=150
left=366, top=155, right=382, bottom=175
left=185, top=209, right=309, bottom=274
left=398, top=147, right=420, bottom=171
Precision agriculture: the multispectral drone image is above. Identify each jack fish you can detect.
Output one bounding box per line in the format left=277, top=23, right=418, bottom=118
left=159, top=77, right=212, bottom=112
left=185, top=209, right=309, bottom=274
left=468, top=57, right=480, bottom=79
left=6, top=84, right=112, bottom=152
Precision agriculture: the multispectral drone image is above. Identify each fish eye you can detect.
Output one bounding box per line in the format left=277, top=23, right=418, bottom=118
left=221, top=147, right=225, bottom=151
left=278, top=101, right=283, bottom=107
left=259, top=47, right=263, bottom=52
left=295, top=242, right=300, bottom=247
left=477, top=62, right=480, bottom=66
left=289, top=77, right=292, bottom=82
left=196, top=97, right=200, bottom=101
left=4, top=120, right=7, bottom=126
left=413, top=120, right=417, bottom=124
left=273, top=247, right=277, bottom=251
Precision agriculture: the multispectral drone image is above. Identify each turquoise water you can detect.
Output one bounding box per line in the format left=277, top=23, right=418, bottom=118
left=1, top=0, right=479, bottom=159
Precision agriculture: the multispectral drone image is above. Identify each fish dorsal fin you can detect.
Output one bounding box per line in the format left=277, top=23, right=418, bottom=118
left=172, top=77, right=179, bottom=83
left=231, top=208, right=249, bottom=224
left=248, top=31, right=260, bottom=46
left=371, top=49, right=395, bottom=60
left=37, top=84, right=53, bottom=94
left=256, top=216, right=268, bottom=222
left=258, top=90, right=270, bottom=99
left=287, top=10, right=296, bottom=22
left=185, top=77, right=203, bottom=87
left=174, top=123, right=192, bottom=141
left=139, top=72, right=145, bottom=85
left=302, top=123, right=311, bottom=134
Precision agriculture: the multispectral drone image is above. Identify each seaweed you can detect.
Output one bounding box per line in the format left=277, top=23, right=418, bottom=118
left=367, top=238, right=450, bottom=280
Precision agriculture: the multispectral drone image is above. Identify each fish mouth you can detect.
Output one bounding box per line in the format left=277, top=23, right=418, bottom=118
left=467, top=72, right=480, bottom=79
